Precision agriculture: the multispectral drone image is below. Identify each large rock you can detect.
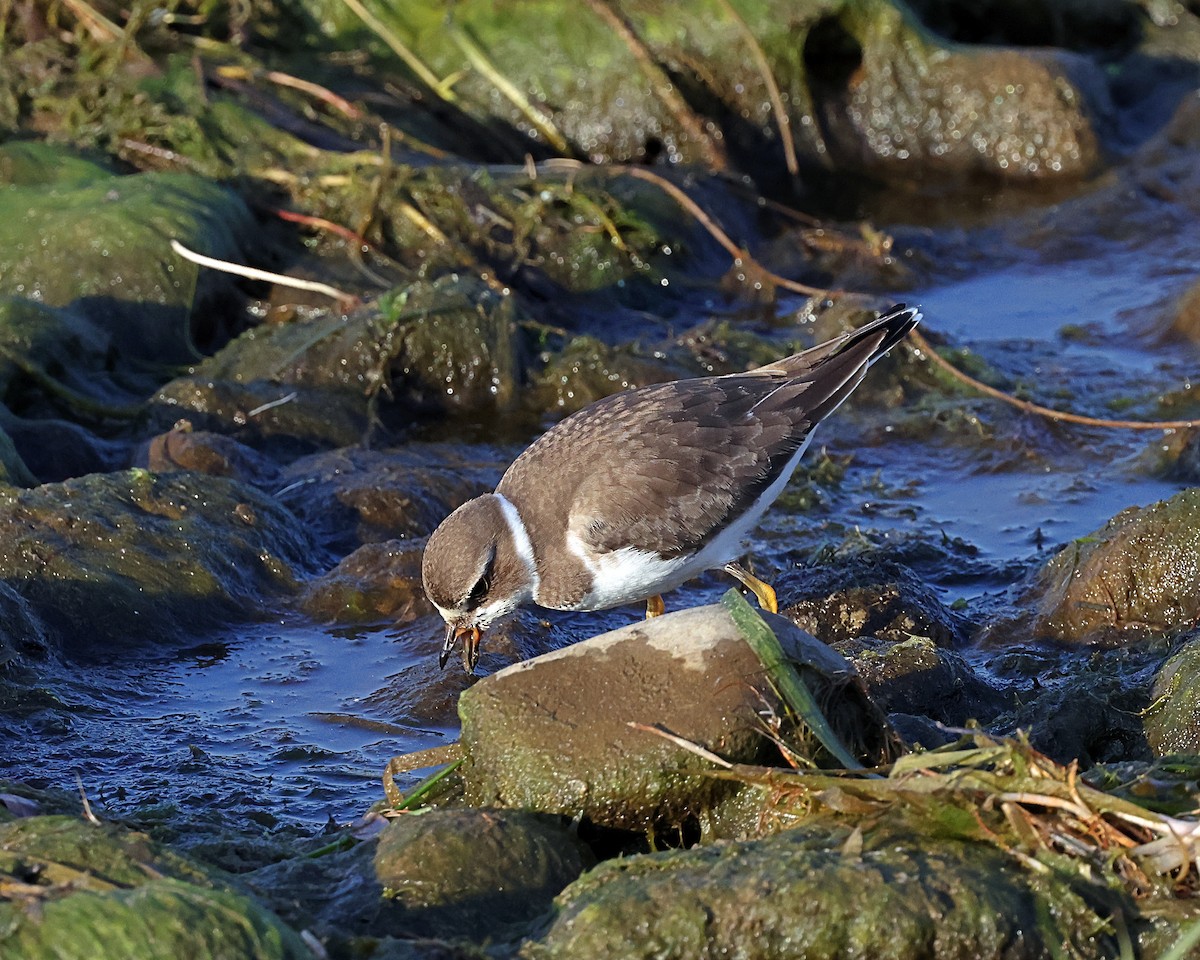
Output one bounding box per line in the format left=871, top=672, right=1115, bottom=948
left=0, top=815, right=309, bottom=960
left=1144, top=635, right=1200, bottom=756
left=387, top=0, right=1107, bottom=185
left=0, top=142, right=254, bottom=362
left=373, top=808, right=593, bottom=940
left=520, top=816, right=1142, bottom=960
left=0, top=470, right=313, bottom=651
left=1025, top=488, right=1200, bottom=643
left=458, top=604, right=892, bottom=832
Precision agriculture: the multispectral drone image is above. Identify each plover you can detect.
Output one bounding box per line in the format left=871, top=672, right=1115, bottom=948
left=423, top=304, right=920, bottom=672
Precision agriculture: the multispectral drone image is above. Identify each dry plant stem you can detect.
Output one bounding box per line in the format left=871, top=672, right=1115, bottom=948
left=61, top=0, right=121, bottom=43
left=713, top=0, right=798, bottom=176
left=214, top=65, right=362, bottom=120
left=908, top=326, right=1200, bottom=431
left=274, top=209, right=371, bottom=248
left=170, top=239, right=357, bottom=307
left=581, top=0, right=725, bottom=170
left=382, top=743, right=463, bottom=808
left=628, top=721, right=734, bottom=768
left=448, top=26, right=570, bottom=154
left=384, top=742, right=463, bottom=776
left=338, top=0, right=455, bottom=103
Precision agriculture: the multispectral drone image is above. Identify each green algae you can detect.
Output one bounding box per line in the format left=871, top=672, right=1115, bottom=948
left=0, top=143, right=255, bottom=362
left=0, top=816, right=309, bottom=960
left=1144, top=637, right=1200, bottom=756
left=1030, top=488, right=1200, bottom=643
left=0, top=470, right=313, bottom=649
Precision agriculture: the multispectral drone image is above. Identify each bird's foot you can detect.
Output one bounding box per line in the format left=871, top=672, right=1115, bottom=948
left=645, top=594, right=665, bottom=618
left=724, top=562, right=778, bottom=614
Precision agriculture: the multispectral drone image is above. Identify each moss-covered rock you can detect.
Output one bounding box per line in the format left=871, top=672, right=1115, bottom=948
left=152, top=273, right=529, bottom=446
left=458, top=604, right=892, bottom=833
left=840, top=634, right=1007, bottom=729
left=1143, top=635, right=1200, bottom=756
left=0, top=418, right=34, bottom=487
left=378, top=0, right=1105, bottom=185
left=779, top=557, right=968, bottom=647
left=0, top=470, right=313, bottom=650
left=373, top=808, right=593, bottom=941
left=521, top=815, right=1143, bottom=960
left=1025, top=488, right=1200, bottom=643
left=0, top=815, right=309, bottom=960
left=299, top=540, right=430, bottom=624
left=0, top=142, right=255, bottom=362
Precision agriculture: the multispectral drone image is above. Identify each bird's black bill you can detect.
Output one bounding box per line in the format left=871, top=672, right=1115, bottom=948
left=439, top=623, right=483, bottom=674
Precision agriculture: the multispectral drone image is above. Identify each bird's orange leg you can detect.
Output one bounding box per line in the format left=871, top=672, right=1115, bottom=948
left=645, top=594, right=665, bottom=618
left=724, top=562, right=778, bottom=614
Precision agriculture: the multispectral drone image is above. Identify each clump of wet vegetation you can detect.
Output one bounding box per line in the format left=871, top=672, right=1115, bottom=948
left=5, top=0, right=1200, bottom=957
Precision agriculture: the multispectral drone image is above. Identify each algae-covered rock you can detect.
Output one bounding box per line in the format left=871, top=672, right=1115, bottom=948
left=373, top=808, right=593, bottom=941
left=840, top=634, right=1007, bottom=728
left=458, top=604, right=892, bottom=832
left=0, top=142, right=255, bottom=361
left=519, top=815, right=1139, bottom=960
left=0, top=470, right=313, bottom=650
left=0, top=815, right=309, bottom=960
left=277, top=445, right=499, bottom=555
left=989, top=645, right=1159, bottom=766
left=0, top=418, right=34, bottom=487
left=806, top=0, right=1106, bottom=182
left=1026, top=488, right=1200, bottom=643
left=380, top=275, right=524, bottom=415
left=779, top=558, right=968, bottom=647
left=529, top=334, right=684, bottom=417
left=0, top=580, right=47, bottom=671
left=1144, top=635, right=1200, bottom=756
left=383, top=0, right=1105, bottom=185
left=153, top=274, right=530, bottom=447
left=299, top=540, right=431, bottom=624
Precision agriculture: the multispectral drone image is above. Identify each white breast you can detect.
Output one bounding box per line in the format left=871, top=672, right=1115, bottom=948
left=561, top=434, right=814, bottom=611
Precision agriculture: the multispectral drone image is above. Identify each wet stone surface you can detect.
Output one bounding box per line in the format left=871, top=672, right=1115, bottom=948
left=3, top=2, right=1200, bottom=957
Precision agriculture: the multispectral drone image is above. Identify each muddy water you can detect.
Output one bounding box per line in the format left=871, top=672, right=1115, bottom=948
left=5, top=207, right=1199, bottom=836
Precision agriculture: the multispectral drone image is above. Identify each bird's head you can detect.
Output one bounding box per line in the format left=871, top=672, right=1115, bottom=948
left=421, top=495, right=536, bottom=673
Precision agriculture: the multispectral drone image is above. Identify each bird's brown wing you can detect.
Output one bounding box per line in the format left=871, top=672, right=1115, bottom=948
left=499, top=305, right=917, bottom=564
left=559, top=374, right=811, bottom=558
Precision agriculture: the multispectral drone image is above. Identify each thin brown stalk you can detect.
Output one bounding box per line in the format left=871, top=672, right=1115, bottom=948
left=909, top=327, right=1200, bottom=431
left=713, top=0, right=798, bottom=175
left=582, top=0, right=725, bottom=170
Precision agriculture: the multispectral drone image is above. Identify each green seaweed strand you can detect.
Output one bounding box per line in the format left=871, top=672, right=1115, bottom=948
left=721, top=588, right=863, bottom=771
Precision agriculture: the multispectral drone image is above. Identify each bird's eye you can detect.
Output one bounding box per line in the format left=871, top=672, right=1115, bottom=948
left=466, top=571, right=490, bottom=610
left=464, top=549, right=495, bottom=611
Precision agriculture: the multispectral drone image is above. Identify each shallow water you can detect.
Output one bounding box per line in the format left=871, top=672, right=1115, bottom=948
left=6, top=197, right=1200, bottom=836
